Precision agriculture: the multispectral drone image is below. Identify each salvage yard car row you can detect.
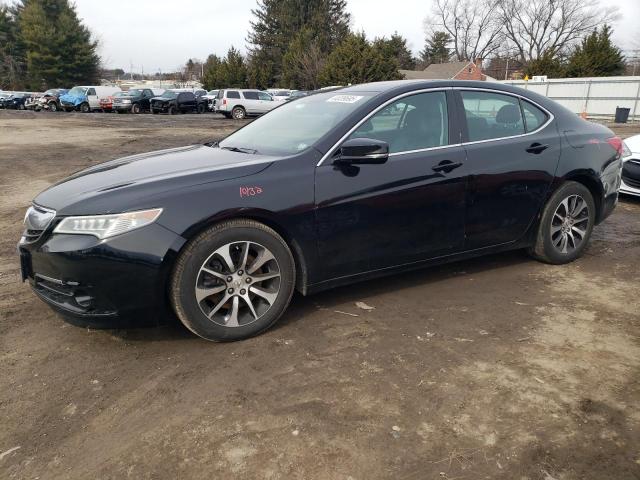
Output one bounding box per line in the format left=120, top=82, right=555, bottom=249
left=0, top=86, right=311, bottom=116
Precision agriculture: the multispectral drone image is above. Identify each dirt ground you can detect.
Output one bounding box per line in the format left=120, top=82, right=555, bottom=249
left=1, top=110, right=639, bottom=480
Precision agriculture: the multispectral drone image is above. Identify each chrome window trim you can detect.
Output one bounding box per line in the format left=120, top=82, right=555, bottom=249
left=316, top=87, right=453, bottom=166
left=316, top=86, right=555, bottom=166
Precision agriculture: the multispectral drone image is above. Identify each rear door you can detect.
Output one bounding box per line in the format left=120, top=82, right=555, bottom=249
left=456, top=89, right=560, bottom=249
left=242, top=91, right=260, bottom=113
left=315, top=89, right=467, bottom=279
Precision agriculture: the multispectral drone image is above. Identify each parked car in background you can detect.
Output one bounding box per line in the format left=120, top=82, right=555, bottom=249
left=18, top=81, right=624, bottom=341
left=150, top=90, right=206, bottom=114
left=24, top=93, right=45, bottom=110
left=216, top=89, right=278, bottom=119
left=0, top=92, right=31, bottom=110
left=34, top=89, right=69, bottom=112
left=287, top=90, right=309, bottom=101
left=202, top=89, right=219, bottom=111
left=269, top=90, right=291, bottom=102
left=621, top=135, right=640, bottom=197
left=99, top=92, right=124, bottom=112
left=60, top=86, right=122, bottom=112
left=113, top=88, right=160, bottom=114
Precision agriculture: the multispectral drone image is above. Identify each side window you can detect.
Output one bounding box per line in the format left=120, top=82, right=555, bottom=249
left=87, top=88, right=96, bottom=96
left=348, top=91, right=449, bottom=153
left=258, top=92, right=272, bottom=101
left=243, top=91, right=259, bottom=100
left=185, top=92, right=195, bottom=101
left=461, top=91, right=524, bottom=141
left=227, top=90, right=240, bottom=99
left=521, top=100, right=548, bottom=132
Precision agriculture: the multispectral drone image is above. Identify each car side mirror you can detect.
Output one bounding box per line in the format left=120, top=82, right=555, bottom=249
left=335, top=138, right=389, bottom=165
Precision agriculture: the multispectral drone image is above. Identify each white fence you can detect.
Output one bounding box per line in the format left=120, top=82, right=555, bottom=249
left=498, top=76, right=640, bottom=121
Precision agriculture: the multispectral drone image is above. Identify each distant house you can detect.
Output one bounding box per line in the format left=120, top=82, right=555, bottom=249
left=400, top=59, right=490, bottom=81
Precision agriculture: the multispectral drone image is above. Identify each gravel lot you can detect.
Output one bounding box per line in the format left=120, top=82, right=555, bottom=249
left=1, top=110, right=639, bottom=479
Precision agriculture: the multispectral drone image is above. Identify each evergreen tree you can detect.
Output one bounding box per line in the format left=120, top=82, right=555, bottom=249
left=0, top=5, right=25, bottom=89
left=247, top=0, right=350, bottom=86
left=219, top=47, right=247, bottom=88
left=420, top=31, right=451, bottom=67
left=17, top=0, right=100, bottom=89
left=565, top=25, right=625, bottom=78
left=320, top=32, right=401, bottom=86
left=202, top=54, right=223, bottom=90
left=373, top=33, right=416, bottom=70
left=281, top=27, right=325, bottom=89
left=523, top=50, right=566, bottom=78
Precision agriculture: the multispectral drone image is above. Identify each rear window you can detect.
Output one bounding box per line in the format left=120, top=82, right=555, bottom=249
left=227, top=90, right=240, bottom=99
left=243, top=91, right=259, bottom=100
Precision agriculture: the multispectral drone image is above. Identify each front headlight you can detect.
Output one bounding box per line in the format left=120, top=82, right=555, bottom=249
left=53, top=208, right=162, bottom=239
left=622, top=142, right=632, bottom=160
left=122, top=99, right=132, bottom=104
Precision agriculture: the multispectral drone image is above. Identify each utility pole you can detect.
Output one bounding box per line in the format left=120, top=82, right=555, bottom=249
left=504, top=58, right=509, bottom=80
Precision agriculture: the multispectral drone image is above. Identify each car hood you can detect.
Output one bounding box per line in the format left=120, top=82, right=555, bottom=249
left=34, top=145, right=275, bottom=215
left=151, top=96, right=173, bottom=101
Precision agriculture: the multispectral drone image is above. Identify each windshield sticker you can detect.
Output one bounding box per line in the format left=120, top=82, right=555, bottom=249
left=326, top=95, right=363, bottom=104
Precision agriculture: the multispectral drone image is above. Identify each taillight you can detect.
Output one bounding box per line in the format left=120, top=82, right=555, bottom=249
left=223, top=98, right=227, bottom=105
left=606, top=136, right=623, bottom=156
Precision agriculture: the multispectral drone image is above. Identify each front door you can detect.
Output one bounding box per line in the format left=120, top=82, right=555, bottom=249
left=86, top=88, right=99, bottom=109
left=314, top=90, right=467, bottom=280
left=456, top=89, right=561, bottom=249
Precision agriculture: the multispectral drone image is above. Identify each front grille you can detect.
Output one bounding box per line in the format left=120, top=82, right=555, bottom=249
left=22, top=205, right=56, bottom=243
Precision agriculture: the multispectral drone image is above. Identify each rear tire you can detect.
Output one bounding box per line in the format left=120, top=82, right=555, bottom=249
left=168, top=106, right=176, bottom=115
left=528, top=181, right=596, bottom=264
left=171, top=219, right=296, bottom=342
left=232, top=106, right=246, bottom=120
left=197, top=103, right=206, bottom=114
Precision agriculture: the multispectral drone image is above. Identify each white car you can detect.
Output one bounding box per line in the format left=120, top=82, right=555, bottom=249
left=216, top=89, right=278, bottom=119
left=621, top=135, right=640, bottom=197
left=269, top=90, right=291, bottom=102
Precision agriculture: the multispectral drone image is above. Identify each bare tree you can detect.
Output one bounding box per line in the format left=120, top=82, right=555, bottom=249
left=427, top=0, right=504, bottom=62
left=498, top=0, right=618, bottom=62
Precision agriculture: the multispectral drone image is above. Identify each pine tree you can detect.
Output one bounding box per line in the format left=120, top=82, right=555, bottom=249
left=0, top=5, right=25, bottom=89
left=219, top=47, right=247, bottom=88
left=320, top=32, right=401, bottom=86
left=523, top=51, right=566, bottom=78
left=566, top=25, right=625, bottom=78
left=281, top=27, right=325, bottom=89
left=17, top=0, right=100, bottom=89
left=373, top=33, right=416, bottom=70
left=420, top=31, right=451, bottom=67
left=247, top=0, right=350, bottom=86
left=202, top=54, right=223, bottom=90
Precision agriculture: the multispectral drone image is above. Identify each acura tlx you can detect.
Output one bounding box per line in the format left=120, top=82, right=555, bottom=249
left=19, top=80, right=623, bottom=341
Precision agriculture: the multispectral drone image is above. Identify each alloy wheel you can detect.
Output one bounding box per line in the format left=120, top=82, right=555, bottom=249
left=550, top=194, right=590, bottom=254
left=195, top=241, right=281, bottom=327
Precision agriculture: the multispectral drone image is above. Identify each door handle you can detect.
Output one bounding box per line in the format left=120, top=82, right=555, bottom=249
left=432, top=160, right=463, bottom=173
left=526, top=143, right=549, bottom=154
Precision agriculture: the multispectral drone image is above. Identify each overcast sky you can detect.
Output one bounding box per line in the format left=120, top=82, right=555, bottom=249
left=66, top=0, right=639, bottom=73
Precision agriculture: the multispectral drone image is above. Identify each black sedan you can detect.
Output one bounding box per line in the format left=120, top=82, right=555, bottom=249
left=19, top=80, right=623, bottom=341
left=1, top=92, right=30, bottom=109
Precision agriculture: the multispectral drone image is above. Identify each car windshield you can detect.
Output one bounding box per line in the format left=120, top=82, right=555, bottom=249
left=219, top=91, right=374, bottom=156
left=127, top=89, right=143, bottom=96
left=274, top=91, right=290, bottom=96
left=161, top=91, right=178, bottom=98
left=67, top=87, right=87, bottom=96
left=207, top=90, right=217, bottom=95
left=44, top=89, right=58, bottom=95
left=113, top=91, right=127, bottom=97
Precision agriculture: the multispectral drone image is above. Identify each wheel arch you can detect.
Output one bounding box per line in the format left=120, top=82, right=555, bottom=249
left=171, top=211, right=309, bottom=295
left=561, top=172, right=604, bottom=221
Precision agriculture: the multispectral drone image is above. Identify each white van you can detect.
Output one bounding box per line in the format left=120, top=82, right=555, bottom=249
left=60, top=86, right=122, bottom=112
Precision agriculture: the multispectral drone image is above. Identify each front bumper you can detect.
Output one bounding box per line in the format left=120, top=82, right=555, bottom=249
left=114, top=104, right=133, bottom=112
left=18, top=221, right=185, bottom=326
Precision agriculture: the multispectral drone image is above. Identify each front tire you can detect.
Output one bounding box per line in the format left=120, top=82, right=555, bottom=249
left=171, top=219, right=296, bottom=342
left=80, top=102, right=90, bottom=113
left=168, top=105, right=176, bottom=115
left=131, top=103, right=140, bottom=114
left=49, top=102, right=58, bottom=112
left=528, top=181, right=595, bottom=264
